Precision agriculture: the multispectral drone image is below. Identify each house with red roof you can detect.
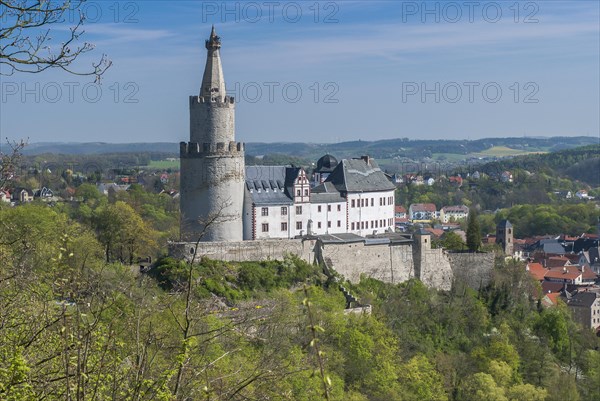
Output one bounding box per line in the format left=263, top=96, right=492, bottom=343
left=409, top=203, right=437, bottom=222
left=544, top=266, right=597, bottom=286
left=526, top=262, right=547, bottom=282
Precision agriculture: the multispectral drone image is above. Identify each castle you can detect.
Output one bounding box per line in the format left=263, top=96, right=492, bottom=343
left=175, top=28, right=494, bottom=291
left=180, top=28, right=395, bottom=243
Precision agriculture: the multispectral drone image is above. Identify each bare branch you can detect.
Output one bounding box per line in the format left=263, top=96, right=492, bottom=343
left=0, top=0, right=111, bottom=81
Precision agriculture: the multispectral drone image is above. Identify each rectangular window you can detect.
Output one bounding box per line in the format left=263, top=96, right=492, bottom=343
left=337, top=220, right=341, bottom=227
left=351, top=222, right=355, bottom=230
left=361, top=222, right=364, bottom=229
left=261, top=207, right=268, bottom=216
left=296, top=189, right=301, bottom=196
left=296, top=221, right=302, bottom=230
left=296, top=206, right=302, bottom=214
left=371, top=221, right=374, bottom=229
left=337, top=204, right=341, bottom=211
left=281, top=206, right=288, bottom=215
left=328, top=221, right=331, bottom=228
left=318, top=205, right=322, bottom=212
left=261, top=223, right=269, bottom=232
left=375, top=220, right=378, bottom=228
left=327, top=205, right=331, bottom=212
left=380, top=198, right=383, bottom=206
left=351, top=199, right=355, bottom=208
left=371, top=198, right=374, bottom=207
left=318, top=222, right=322, bottom=229
left=281, top=222, right=287, bottom=231
left=361, top=199, right=364, bottom=207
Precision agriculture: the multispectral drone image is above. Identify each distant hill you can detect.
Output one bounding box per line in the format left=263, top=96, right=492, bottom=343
left=23, top=142, right=179, bottom=155
left=480, top=145, right=600, bottom=187
left=22, top=137, right=598, bottom=159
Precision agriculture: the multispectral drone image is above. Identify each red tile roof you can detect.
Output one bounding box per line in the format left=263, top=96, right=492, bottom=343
left=544, top=266, right=581, bottom=281
left=545, top=256, right=570, bottom=268
left=395, top=206, right=407, bottom=213
left=527, top=263, right=547, bottom=281
left=410, top=203, right=437, bottom=212
left=424, top=228, right=444, bottom=238
left=542, top=292, right=560, bottom=307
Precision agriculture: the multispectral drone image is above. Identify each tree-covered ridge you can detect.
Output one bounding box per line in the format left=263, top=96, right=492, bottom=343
left=1, top=203, right=599, bottom=400
left=479, top=145, right=600, bottom=187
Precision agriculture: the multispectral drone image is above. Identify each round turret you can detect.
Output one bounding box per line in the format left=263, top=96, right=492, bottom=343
left=316, top=154, right=338, bottom=173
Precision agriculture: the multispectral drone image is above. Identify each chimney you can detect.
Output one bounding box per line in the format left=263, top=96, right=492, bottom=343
left=360, top=155, right=371, bottom=165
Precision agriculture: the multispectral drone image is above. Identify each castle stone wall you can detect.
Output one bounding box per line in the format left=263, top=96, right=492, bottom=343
left=317, top=241, right=414, bottom=284
left=169, top=239, right=316, bottom=264
left=168, top=238, right=495, bottom=291
left=447, top=252, right=496, bottom=290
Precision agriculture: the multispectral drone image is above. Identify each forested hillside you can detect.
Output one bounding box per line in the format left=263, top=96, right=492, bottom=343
left=480, top=145, right=600, bottom=187
left=1, top=201, right=599, bottom=400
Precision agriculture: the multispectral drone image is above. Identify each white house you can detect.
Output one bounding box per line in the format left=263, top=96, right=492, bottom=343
left=409, top=203, right=437, bottom=222
left=440, top=205, right=469, bottom=223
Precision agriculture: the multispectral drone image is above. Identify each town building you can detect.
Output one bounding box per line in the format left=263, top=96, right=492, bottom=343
left=565, top=291, right=600, bottom=331
left=409, top=203, right=437, bottom=222
left=439, top=205, right=469, bottom=223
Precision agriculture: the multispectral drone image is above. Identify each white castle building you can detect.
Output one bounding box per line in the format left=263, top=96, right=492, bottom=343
left=181, top=28, right=395, bottom=242
left=243, top=155, right=396, bottom=240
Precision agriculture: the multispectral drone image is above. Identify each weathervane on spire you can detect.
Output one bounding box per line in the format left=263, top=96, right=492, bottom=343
left=205, top=25, right=221, bottom=50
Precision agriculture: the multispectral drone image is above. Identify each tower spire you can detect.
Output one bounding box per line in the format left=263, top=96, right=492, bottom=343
left=201, top=26, right=226, bottom=100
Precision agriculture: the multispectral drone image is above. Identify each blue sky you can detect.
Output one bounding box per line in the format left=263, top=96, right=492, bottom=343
left=1, top=0, right=599, bottom=144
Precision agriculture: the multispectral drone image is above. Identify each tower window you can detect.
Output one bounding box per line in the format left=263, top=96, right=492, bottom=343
left=296, top=189, right=301, bottom=196
left=261, top=207, right=268, bottom=216
left=304, top=189, right=309, bottom=196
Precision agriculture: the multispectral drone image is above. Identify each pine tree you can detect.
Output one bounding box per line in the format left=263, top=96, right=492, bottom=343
left=466, top=208, right=481, bottom=252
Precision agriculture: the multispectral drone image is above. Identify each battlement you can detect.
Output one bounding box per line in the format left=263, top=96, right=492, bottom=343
left=190, top=95, right=235, bottom=107
left=180, top=141, right=244, bottom=156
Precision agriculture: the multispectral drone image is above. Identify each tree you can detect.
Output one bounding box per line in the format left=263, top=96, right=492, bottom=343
left=458, top=372, right=508, bottom=401
left=398, top=354, right=448, bottom=401
left=0, top=139, right=26, bottom=188
left=440, top=231, right=466, bottom=251
left=0, top=0, right=110, bottom=79
left=466, top=208, right=481, bottom=252
left=507, top=384, right=548, bottom=401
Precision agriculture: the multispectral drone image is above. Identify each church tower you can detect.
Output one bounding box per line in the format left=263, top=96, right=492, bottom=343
left=496, top=219, right=514, bottom=256
left=180, top=27, right=245, bottom=242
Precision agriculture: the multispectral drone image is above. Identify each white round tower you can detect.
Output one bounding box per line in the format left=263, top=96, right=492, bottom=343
left=180, top=27, right=245, bottom=242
